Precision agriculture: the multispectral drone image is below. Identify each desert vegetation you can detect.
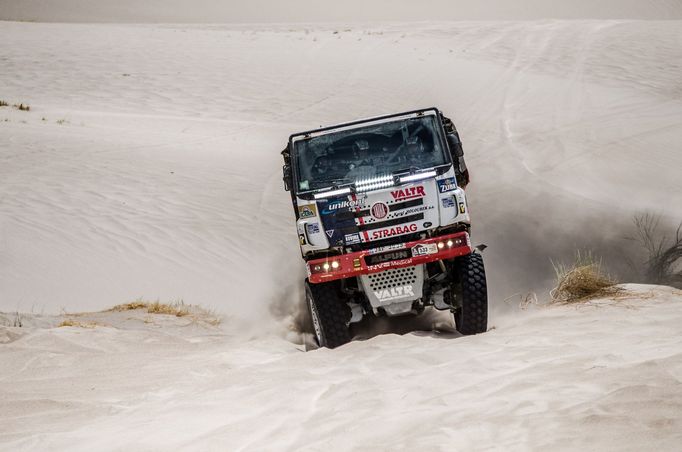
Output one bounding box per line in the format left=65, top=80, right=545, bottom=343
left=551, top=251, right=618, bottom=303
left=110, top=299, right=190, bottom=317
left=0, top=101, right=31, bottom=111
left=631, top=213, right=682, bottom=288
left=58, top=319, right=100, bottom=328
left=108, top=299, right=221, bottom=325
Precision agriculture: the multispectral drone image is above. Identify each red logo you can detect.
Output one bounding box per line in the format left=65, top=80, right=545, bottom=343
left=391, top=186, right=425, bottom=201
left=371, top=202, right=389, bottom=219
left=370, top=223, right=418, bottom=240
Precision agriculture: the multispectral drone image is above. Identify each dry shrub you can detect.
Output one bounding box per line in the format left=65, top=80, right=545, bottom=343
left=631, top=213, right=682, bottom=288
left=59, top=319, right=99, bottom=328
left=110, top=301, right=148, bottom=311
left=108, top=299, right=219, bottom=324
left=0, top=100, right=8, bottom=107
left=109, top=299, right=190, bottom=317
left=13, top=103, right=30, bottom=111
left=147, top=301, right=190, bottom=317
left=551, top=251, right=618, bottom=303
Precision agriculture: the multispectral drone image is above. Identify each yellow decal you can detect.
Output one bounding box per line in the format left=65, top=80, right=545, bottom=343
left=298, top=204, right=317, bottom=218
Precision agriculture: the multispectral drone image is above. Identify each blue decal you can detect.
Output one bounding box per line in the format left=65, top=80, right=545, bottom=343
left=437, top=177, right=457, bottom=193
left=317, top=197, right=362, bottom=246
left=442, top=197, right=455, bottom=208
left=306, top=223, right=320, bottom=234
left=320, top=197, right=366, bottom=215
left=344, top=233, right=361, bottom=245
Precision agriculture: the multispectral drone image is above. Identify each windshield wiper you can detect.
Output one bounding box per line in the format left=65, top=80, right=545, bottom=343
left=328, top=177, right=353, bottom=187
left=392, top=166, right=420, bottom=176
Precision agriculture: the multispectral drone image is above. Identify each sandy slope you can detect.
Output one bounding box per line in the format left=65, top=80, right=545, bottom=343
left=1, top=285, right=681, bottom=450
left=1, top=17, right=682, bottom=451
left=1, top=20, right=681, bottom=317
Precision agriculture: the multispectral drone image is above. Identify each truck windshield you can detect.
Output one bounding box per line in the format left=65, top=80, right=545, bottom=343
left=293, top=115, right=449, bottom=193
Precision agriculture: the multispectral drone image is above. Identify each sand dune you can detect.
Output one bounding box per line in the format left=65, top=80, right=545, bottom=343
left=1, top=285, right=681, bottom=450
left=1, top=20, right=680, bottom=316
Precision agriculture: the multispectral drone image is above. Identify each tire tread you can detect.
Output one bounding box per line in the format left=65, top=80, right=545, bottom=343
left=307, top=280, right=351, bottom=348
left=454, top=253, right=488, bottom=335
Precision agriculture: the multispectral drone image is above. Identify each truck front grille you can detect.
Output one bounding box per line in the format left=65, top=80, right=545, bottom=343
left=366, top=267, right=420, bottom=291
left=359, top=265, right=425, bottom=310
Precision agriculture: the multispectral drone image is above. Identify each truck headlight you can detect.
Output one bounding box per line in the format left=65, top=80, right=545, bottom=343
left=312, top=260, right=341, bottom=274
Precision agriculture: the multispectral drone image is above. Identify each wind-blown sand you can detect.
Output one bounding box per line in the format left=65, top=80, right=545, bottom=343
left=1, top=14, right=682, bottom=451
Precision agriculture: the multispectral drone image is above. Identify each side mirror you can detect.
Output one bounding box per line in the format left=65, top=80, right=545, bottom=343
left=282, top=165, right=291, bottom=191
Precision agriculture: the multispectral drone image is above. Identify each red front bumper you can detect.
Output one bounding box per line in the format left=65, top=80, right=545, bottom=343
left=306, top=231, right=472, bottom=284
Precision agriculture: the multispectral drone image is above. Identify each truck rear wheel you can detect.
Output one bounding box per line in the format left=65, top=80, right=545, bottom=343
left=305, top=279, right=351, bottom=349
left=453, top=253, right=488, bottom=335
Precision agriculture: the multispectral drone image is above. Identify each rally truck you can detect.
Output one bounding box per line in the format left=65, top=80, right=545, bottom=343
left=281, top=107, right=487, bottom=348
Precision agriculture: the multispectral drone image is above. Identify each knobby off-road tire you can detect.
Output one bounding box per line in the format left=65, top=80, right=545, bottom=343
left=453, top=253, right=488, bottom=335
left=305, top=279, right=351, bottom=349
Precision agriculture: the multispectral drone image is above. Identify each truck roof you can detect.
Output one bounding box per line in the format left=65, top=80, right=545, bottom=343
left=288, top=107, right=442, bottom=145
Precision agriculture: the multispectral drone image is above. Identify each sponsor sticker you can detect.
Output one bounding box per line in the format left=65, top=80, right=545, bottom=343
left=325, top=229, right=335, bottom=238
left=411, top=243, right=438, bottom=257
left=344, top=233, right=361, bottom=245
left=371, top=202, right=389, bottom=220
left=299, top=234, right=307, bottom=245
left=370, top=223, right=418, bottom=240
left=390, top=186, right=425, bottom=201
left=367, top=258, right=413, bottom=272
left=323, top=197, right=366, bottom=214
left=367, top=243, right=406, bottom=255
left=306, top=223, right=320, bottom=234
left=437, top=177, right=457, bottom=193
left=298, top=204, right=317, bottom=218
left=374, top=285, right=415, bottom=302
left=391, top=205, right=435, bottom=218
left=365, top=249, right=412, bottom=266
left=459, top=202, right=466, bottom=214
left=442, top=197, right=455, bottom=208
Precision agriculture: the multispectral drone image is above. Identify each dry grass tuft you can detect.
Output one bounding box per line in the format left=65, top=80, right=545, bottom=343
left=107, top=299, right=220, bottom=324
left=147, top=301, right=190, bottom=317
left=0, top=100, right=9, bottom=107
left=109, top=301, right=149, bottom=312
left=109, top=299, right=190, bottom=317
left=14, top=103, right=30, bottom=111
left=551, top=251, right=618, bottom=303
left=59, top=319, right=99, bottom=328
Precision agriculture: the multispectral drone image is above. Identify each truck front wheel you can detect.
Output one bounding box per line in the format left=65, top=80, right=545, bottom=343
left=305, top=279, right=351, bottom=348
left=453, top=253, right=488, bottom=335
